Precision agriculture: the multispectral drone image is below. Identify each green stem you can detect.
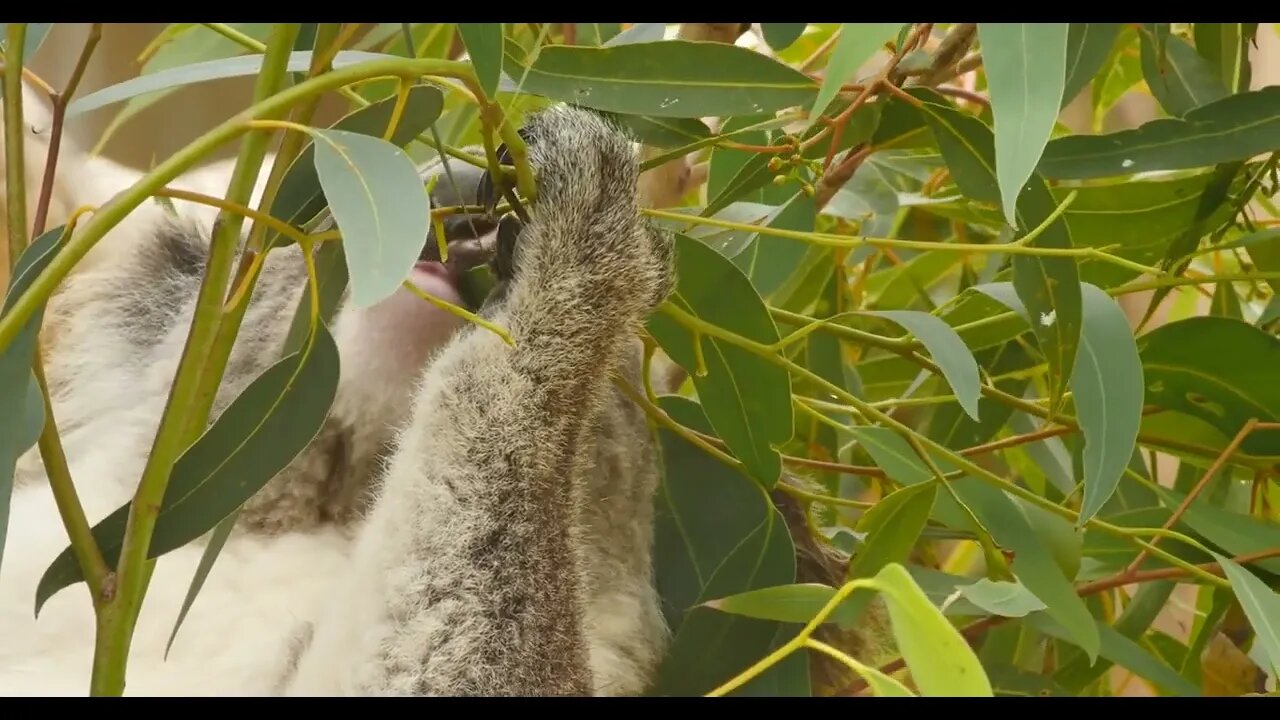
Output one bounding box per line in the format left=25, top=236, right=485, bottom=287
left=642, top=207, right=1162, bottom=277
left=4, top=23, right=28, bottom=268
left=0, top=55, right=478, bottom=359
left=88, top=25, right=301, bottom=697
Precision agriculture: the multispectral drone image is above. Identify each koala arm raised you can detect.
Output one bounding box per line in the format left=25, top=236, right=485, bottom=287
left=284, top=106, right=673, bottom=696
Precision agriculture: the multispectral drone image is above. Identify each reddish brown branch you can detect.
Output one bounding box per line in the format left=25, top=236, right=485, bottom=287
left=31, top=23, right=101, bottom=237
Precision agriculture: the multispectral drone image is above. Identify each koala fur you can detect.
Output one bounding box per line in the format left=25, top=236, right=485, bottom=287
left=0, top=82, right=674, bottom=696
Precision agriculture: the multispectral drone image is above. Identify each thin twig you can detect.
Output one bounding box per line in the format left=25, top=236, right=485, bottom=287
left=1123, top=418, right=1261, bottom=576
left=31, top=24, right=101, bottom=237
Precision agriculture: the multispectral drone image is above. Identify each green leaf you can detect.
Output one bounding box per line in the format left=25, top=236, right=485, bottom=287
left=651, top=396, right=805, bottom=697
left=863, top=310, right=982, bottom=421
left=873, top=563, right=993, bottom=696
left=1054, top=580, right=1175, bottom=691
left=503, top=40, right=818, bottom=118
left=1139, top=29, right=1229, bottom=116
left=809, top=23, right=900, bottom=120
left=838, top=482, right=939, bottom=624
left=647, top=236, right=794, bottom=488
left=974, top=282, right=1143, bottom=525
left=1209, top=554, right=1280, bottom=679
left=1028, top=613, right=1202, bottom=696
left=570, top=23, right=621, bottom=46
left=458, top=23, right=503, bottom=98
left=35, top=323, right=341, bottom=615
left=1137, top=316, right=1280, bottom=456
left=731, top=191, right=814, bottom=299
left=917, top=96, right=1082, bottom=414
left=959, top=579, right=1047, bottom=617
left=851, top=425, right=1099, bottom=659
left=1152, top=485, right=1280, bottom=575
left=267, top=84, right=444, bottom=247
left=705, top=582, right=858, bottom=626
left=94, top=24, right=274, bottom=148
left=67, top=50, right=393, bottom=117
left=1062, top=24, right=1123, bottom=106
left=604, top=113, right=710, bottom=147
left=1194, top=23, right=1255, bottom=93
left=309, top=128, right=432, bottom=308
left=165, top=510, right=238, bottom=656
left=1038, top=86, right=1280, bottom=180
left=0, top=22, right=52, bottom=63
left=0, top=226, right=65, bottom=573
left=761, top=23, right=808, bottom=51
left=977, top=23, right=1070, bottom=226
left=603, top=23, right=666, bottom=47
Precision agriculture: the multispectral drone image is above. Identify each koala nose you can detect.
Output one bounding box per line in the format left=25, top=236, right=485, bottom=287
left=419, top=156, right=499, bottom=268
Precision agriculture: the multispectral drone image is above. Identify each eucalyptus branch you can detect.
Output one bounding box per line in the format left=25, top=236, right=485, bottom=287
left=88, top=24, right=301, bottom=698
left=910, top=23, right=977, bottom=87
left=19, top=25, right=108, bottom=608
left=4, top=23, right=29, bottom=267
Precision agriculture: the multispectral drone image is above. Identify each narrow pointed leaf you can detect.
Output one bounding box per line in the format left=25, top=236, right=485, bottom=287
left=863, top=310, right=981, bottom=421
left=1138, top=29, right=1229, bottom=116
left=0, top=22, right=52, bottom=62
left=458, top=23, right=503, bottom=98
left=36, top=324, right=341, bottom=614
left=1194, top=23, right=1256, bottom=93
left=0, top=227, right=65, bottom=573
left=165, top=510, right=238, bottom=656
left=809, top=23, right=901, bottom=120
left=873, top=563, right=993, bottom=696
left=501, top=40, right=819, bottom=118
left=647, top=236, right=793, bottom=488
left=1215, top=554, right=1280, bottom=678
left=705, top=582, right=858, bottom=626
left=1062, top=24, right=1123, bottom=106
left=310, top=128, right=432, bottom=308
left=977, top=23, right=1070, bottom=226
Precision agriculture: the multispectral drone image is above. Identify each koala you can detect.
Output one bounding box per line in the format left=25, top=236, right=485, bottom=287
left=0, top=81, right=676, bottom=696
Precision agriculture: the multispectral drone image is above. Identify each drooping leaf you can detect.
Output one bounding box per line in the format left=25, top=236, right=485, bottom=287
left=651, top=396, right=805, bottom=697
left=1061, top=24, right=1123, bottom=106
left=458, top=23, right=503, bottom=98
left=67, top=50, right=407, bottom=117
left=1138, top=28, right=1229, bottom=117
left=976, top=23, right=1070, bottom=226
left=502, top=40, right=818, bottom=118
left=976, top=281, right=1143, bottom=525
left=309, top=128, right=432, bottom=308
left=1054, top=580, right=1175, bottom=692
left=1028, top=613, right=1202, bottom=696
left=849, top=428, right=1098, bottom=659
left=1137, top=316, right=1280, bottom=456
left=165, top=510, right=238, bottom=656
left=861, top=310, right=982, bottom=421
left=1037, top=86, right=1280, bottom=180
left=959, top=578, right=1047, bottom=618
left=1210, top=554, right=1280, bottom=679
left=266, top=84, right=444, bottom=247
left=873, top=563, right=993, bottom=696
left=94, top=24, right=274, bottom=148
left=761, top=23, right=808, bottom=51
left=35, top=323, right=341, bottom=615
left=0, top=22, right=53, bottom=63
left=917, top=96, right=1082, bottom=414
left=809, top=23, right=900, bottom=120
left=647, top=235, right=794, bottom=488
left=1194, top=23, right=1256, bottom=93
left=0, top=227, right=65, bottom=573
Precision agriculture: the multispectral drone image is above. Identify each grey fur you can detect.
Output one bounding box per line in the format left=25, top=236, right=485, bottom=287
left=36, top=105, right=674, bottom=696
